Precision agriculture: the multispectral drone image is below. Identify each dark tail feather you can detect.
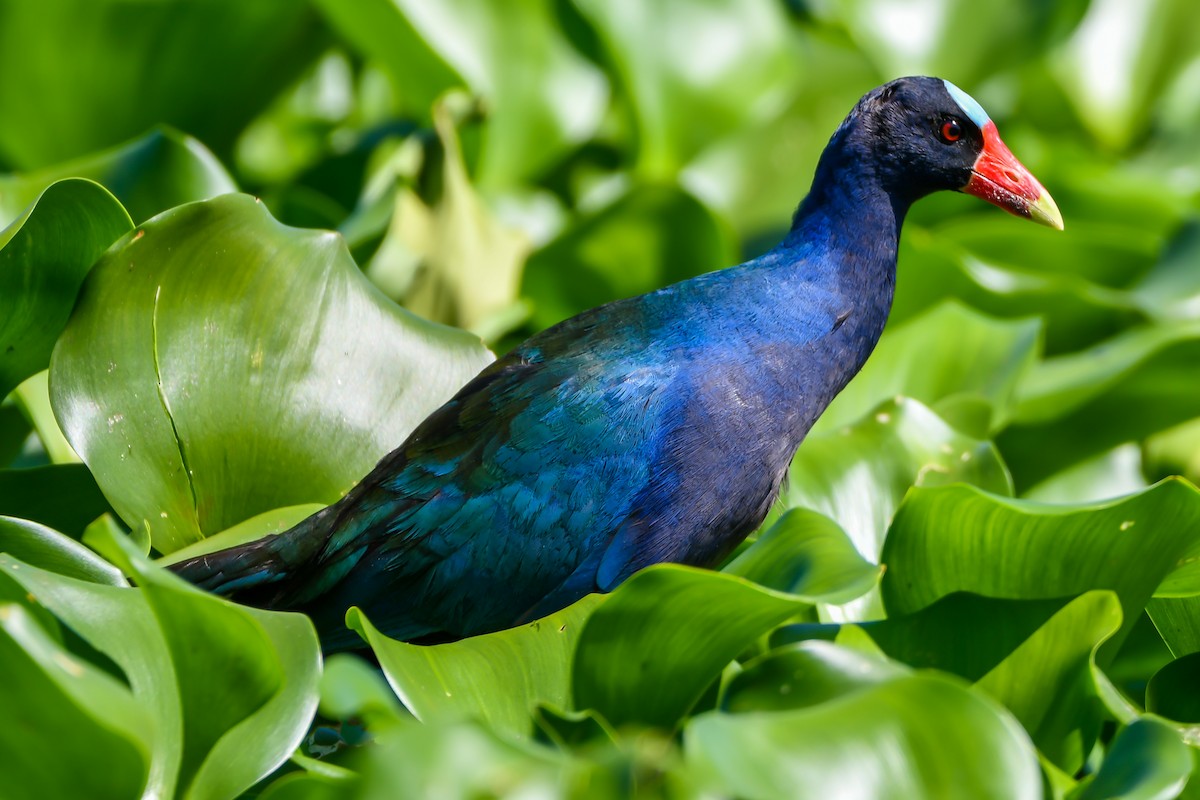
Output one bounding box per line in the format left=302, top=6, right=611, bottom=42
left=169, top=506, right=335, bottom=602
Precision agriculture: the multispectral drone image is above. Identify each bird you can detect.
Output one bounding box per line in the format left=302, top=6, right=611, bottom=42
left=172, top=77, right=1062, bottom=651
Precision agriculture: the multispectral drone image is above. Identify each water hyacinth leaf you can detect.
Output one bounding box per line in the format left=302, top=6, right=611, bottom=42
left=0, top=178, right=132, bottom=400
left=825, top=0, right=1081, bottom=85
left=1053, top=0, right=1200, bottom=151
left=1002, top=321, right=1200, bottom=489
left=1024, top=444, right=1148, bottom=504
left=1146, top=652, right=1200, bottom=724
left=1067, top=717, right=1192, bottom=800
left=720, top=639, right=906, bottom=714
left=573, top=0, right=798, bottom=178
left=348, top=594, right=604, bottom=740
left=854, top=591, right=1123, bottom=769
left=687, top=673, right=1041, bottom=800
left=319, top=652, right=406, bottom=726
left=780, top=397, right=1010, bottom=621
left=157, top=504, right=324, bottom=568
left=572, top=565, right=814, bottom=730
left=392, top=101, right=531, bottom=335
left=88, top=524, right=321, bottom=800
left=0, top=556, right=186, bottom=797
left=880, top=480, right=1200, bottom=654
left=1148, top=597, right=1200, bottom=658
left=0, top=464, right=112, bottom=538
left=522, top=184, right=735, bottom=331
left=0, top=127, right=237, bottom=228
left=0, top=515, right=123, bottom=584
left=0, top=0, right=327, bottom=169
left=1, top=545, right=319, bottom=800
left=50, top=193, right=493, bottom=552
left=890, top=230, right=1140, bottom=357
left=722, top=507, right=879, bottom=604
left=0, top=603, right=150, bottom=799
left=815, top=301, right=1041, bottom=434
left=313, top=0, right=607, bottom=188
left=12, top=371, right=79, bottom=464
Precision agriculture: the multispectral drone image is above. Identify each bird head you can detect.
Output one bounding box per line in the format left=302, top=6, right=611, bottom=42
left=838, top=76, right=1063, bottom=230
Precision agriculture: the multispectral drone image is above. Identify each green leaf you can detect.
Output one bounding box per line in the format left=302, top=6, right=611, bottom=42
left=0, top=0, right=327, bottom=168
left=891, top=229, right=1139, bottom=357
left=0, top=463, right=111, bottom=538
left=157, top=504, right=324, bottom=567
left=0, top=603, right=150, bottom=799
left=0, top=127, right=237, bottom=227
left=522, top=184, right=735, bottom=331
left=721, top=639, right=906, bottom=713
left=816, top=302, right=1041, bottom=434
left=384, top=100, right=531, bottom=335
left=572, top=0, right=799, bottom=178
left=87, top=525, right=322, bottom=800
left=0, top=178, right=132, bottom=399
left=1002, top=321, right=1200, bottom=490
left=1, top=534, right=320, bottom=798
left=12, top=371, right=80, bottom=464
left=1053, top=0, right=1200, bottom=150
left=572, top=565, right=812, bottom=729
left=825, top=0, right=1081, bottom=86
left=1148, top=597, right=1200, bottom=657
left=0, top=515, right=123, bottom=584
left=1147, top=652, right=1200, bottom=724
left=313, top=0, right=607, bottom=188
left=50, top=193, right=493, bottom=552
left=722, top=508, right=879, bottom=604
left=780, top=397, right=1010, bottom=621
left=880, top=480, right=1200, bottom=655
left=1068, top=717, right=1192, bottom=800
left=687, top=673, right=1041, bottom=800
left=319, top=652, right=406, bottom=726
left=348, top=594, right=604, bottom=740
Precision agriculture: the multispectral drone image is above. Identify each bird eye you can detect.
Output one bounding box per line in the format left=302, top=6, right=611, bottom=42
left=940, top=119, right=962, bottom=142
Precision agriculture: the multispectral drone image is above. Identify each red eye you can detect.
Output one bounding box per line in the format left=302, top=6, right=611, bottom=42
left=941, top=120, right=962, bottom=142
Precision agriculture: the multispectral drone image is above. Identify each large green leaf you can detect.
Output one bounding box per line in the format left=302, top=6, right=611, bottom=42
left=0, top=127, right=236, bottom=228
left=722, top=508, right=879, bottom=604
left=0, top=178, right=132, bottom=399
left=572, top=566, right=817, bottom=730
left=880, top=480, right=1200, bottom=654
left=0, top=603, right=150, bottom=799
left=1146, top=652, right=1200, bottom=724
left=313, top=0, right=607, bottom=188
left=521, top=183, right=735, bottom=331
left=1148, top=597, right=1200, bottom=658
left=1068, top=717, right=1192, bottom=800
left=1002, top=322, right=1200, bottom=490
left=816, top=301, right=1041, bottom=434
left=347, top=594, right=604, bottom=740
left=1053, top=0, right=1200, bottom=150
left=890, top=229, right=1139, bottom=357
left=720, top=639, right=906, bottom=713
left=824, top=0, right=1083, bottom=86
left=773, top=592, right=1124, bottom=770
left=377, top=100, right=531, bottom=336
left=687, top=673, right=1041, bottom=800
left=50, top=193, right=493, bottom=552
left=0, top=515, right=123, bottom=584
left=1, top=523, right=321, bottom=799
left=780, top=397, right=1010, bottom=621
left=0, top=0, right=327, bottom=168
left=572, top=0, right=799, bottom=178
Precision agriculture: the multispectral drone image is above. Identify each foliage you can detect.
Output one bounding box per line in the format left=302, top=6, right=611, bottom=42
left=3, top=0, right=1200, bottom=797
